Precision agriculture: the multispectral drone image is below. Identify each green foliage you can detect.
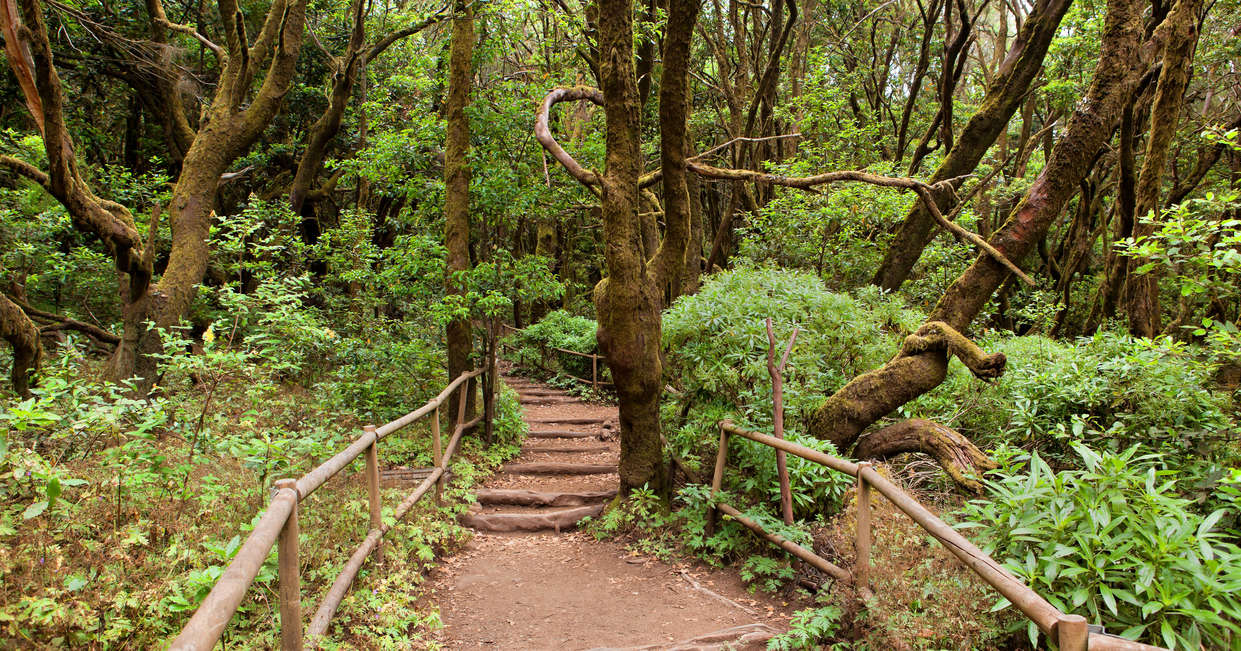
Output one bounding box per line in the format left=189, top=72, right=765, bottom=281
left=767, top=604, right=844, bottom=651
left=663, top=266, right=917, bottom=516
left=503, top=309, right=599, bottom=378
left=959, top=444, right=1241, bottom=650
left=913, top=330, right=1235, bottom=470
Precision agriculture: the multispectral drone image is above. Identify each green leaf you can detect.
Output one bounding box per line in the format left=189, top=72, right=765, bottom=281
left=23, top=500, right=48, bottom=519
left=64, top=574, right=88, bottom=591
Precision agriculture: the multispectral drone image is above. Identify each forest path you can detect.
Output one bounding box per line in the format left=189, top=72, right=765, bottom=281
left=424, top=373, right=795, bottom=650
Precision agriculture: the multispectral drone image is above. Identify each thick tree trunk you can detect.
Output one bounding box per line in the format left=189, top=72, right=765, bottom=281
left=1125, top=0, right=1201, bottom=337
left=595, top=0, right=665, bottom=495
left=444, top=0, right=476, bottom=419
left=0, top=292, right=41, bottom=398
left=106, top=0, right=311, bottom=387
left=872, top=0, right=1074, bottom=291
left=806, top=0, right=1144, bottom=489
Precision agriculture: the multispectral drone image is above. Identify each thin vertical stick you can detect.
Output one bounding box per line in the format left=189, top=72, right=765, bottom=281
left=484, top=319, right=497, bottom=446
left=431, top=406, right=443, bottom=504
left=1056, top=614, right=1088, bottom=651
left=854, top=461, right=872, bottom=592
left=707, top=425, right=729, bottom=535
left=591, top=354, right=599, bottom=392
left=363, top=425, right=382, bottom=564
left=765, top=318, right=799, bottom=525
left=275, top=479, right=302, bottom=651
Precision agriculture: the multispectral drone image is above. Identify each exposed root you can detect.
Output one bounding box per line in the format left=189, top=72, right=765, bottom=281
left=855, top=419, right=997, bottom=493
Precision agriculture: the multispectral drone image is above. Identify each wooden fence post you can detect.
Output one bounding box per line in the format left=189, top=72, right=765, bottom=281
left=591, top=355, right=599, bottom=392
left=431, top=406, right=443, bottom=504
left=363, top=425, right=382, bottom=564
left=1056, top=614, right=1088, bottom=651
left=707, top=424, right=729, bottom=535
left=275, top=478, right=302, bottom=651
left=854, top=461, right=872, bottom=593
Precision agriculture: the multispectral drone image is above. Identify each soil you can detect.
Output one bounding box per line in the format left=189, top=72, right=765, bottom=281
left=424, top=373, right=798, bottom=649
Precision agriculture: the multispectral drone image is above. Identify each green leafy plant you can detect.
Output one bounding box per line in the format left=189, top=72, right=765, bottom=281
left=958, top=443, right=1241, bottom=650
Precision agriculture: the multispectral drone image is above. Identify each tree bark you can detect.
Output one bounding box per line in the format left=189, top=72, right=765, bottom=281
left=1125, top=0, right=1201, bottom=337
left=445, top=0, right=476, bottom=420
left=0, top=292, right=41, bottom=398
left=872, top=0, right=1074, bottom=291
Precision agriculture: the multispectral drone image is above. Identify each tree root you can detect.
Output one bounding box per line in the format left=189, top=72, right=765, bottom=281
left=855, top=419, right=998, bottom=493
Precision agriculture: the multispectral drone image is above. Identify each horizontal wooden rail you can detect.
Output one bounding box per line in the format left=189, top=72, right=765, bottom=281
left=713, top=420, right=1170, bottom=651
left=170, top=369, right=487, bottom=651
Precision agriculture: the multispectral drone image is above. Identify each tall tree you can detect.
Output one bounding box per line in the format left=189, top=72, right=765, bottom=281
left=1125, top=0, right=1202, bottom=337
left=1, top=0, right=311, bottom=388
left=444, top=0, right=476, bottom=417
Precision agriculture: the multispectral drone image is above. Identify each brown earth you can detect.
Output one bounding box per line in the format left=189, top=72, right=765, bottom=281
left=424, top=373, right=797, bottom=649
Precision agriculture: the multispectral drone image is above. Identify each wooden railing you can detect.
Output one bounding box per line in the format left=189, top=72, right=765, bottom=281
left=498, top=322, right=610, bottom=391
left=169, top=368, right=487, bottom=650
left=709, top=420, right=1168, bottom=651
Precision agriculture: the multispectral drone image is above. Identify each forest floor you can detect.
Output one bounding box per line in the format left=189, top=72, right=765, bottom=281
left=423, top=373, right=797, bottom=649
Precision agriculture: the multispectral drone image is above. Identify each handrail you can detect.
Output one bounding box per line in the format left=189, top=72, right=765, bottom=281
left=498, top=323, right=611, bottom=389
left=712, top=420, right=1171, bottom=651
left=170, top=368, right=488, bottom=650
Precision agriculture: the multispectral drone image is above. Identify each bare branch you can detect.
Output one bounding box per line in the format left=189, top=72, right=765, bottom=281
left=687, top=161, right=1036, bottom=285
left=534, top=86, right=604, bottom=188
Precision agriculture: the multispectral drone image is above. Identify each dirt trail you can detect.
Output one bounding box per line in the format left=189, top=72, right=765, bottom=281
left=425, top=374, right=795, bottom=650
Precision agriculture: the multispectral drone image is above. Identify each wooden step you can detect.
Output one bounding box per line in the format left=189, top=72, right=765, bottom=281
left=519, top=396, right=579, bottom=404
left=527, top=430, right=598, bottom=439
left=523, top=444, right=611, bottom=453
left=526, top=417, right=606, bottom=425
left=474, top=488, right=617, bottom=507
left=460, top=504, right=604, bottom=533
left=503, top=462, right=614, bottom=475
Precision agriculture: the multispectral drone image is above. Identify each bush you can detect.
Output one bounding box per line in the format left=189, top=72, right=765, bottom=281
left=958, top=444, right=1241, bottom=650
left=503, top=310, right=598, bottom=378
left=663, top=266, right=920, bottom=516
left=911, top=330, right=1236, bottom=470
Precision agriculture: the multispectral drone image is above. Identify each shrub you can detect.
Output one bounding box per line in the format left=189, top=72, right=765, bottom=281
left=503, top=310, right=598, bottom=378
left=912, top=330, right=1236, bottom=470
left=958, top=444, right=1241, bottom=650
left=663, top=266, right=920, bottom=515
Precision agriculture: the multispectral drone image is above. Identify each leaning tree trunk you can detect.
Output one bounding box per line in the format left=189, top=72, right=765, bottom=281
left=0, top=292, right=41, bottom=398
left=806, top=0, right=1145, bottom=491
left=444, top=0, right=476, bottom=419
left=871, top=0, right=1074, bottom=292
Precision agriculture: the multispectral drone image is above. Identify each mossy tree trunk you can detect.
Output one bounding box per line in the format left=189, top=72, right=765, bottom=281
left=806, top=0, right=1146, bottom=490
left=114, top=0, right=311, bottom=389
left=590, top=0, right=700, bottom=495
left=444, top=0, right=476, bottom=419
left=1126, top=0, right=1202, bottom=338
left=0, top=292, right=41, bottom=398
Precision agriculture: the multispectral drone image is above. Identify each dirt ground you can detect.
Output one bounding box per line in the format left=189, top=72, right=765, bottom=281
left=423, top=375, right=798, bottom=650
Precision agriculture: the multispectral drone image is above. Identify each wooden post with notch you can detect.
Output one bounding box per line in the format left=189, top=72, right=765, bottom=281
left=854, top=461, right=872, bottom=592
left=707, top=423, right=729, bottom=535
left=363, top=425, right=382, bottom=564
left=275, top=478, right=302, bottom=651
left=1056, top=614, right=1088, bottom=651
left=431, top=406, right=443, bottom=504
